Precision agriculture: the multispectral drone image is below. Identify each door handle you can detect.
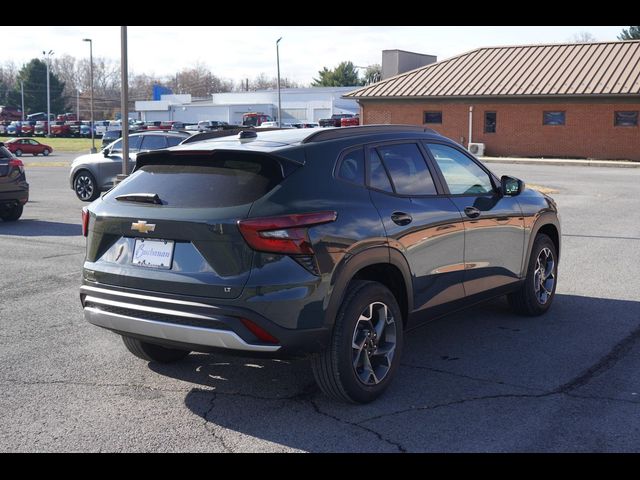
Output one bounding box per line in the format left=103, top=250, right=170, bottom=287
left=391, top=212, right=413, bottom=226
left=464, top=206, right=481, bottom=219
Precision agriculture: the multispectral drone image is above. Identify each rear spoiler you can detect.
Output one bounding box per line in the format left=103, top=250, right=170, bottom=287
left=135, top=148, right=304, bottom=177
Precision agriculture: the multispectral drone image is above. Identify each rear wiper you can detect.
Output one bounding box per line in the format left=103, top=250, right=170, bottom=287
left=115, top=193, right=162, bottom=205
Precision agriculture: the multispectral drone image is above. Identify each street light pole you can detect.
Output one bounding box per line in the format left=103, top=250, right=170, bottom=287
left=276, top=37, right=282, bottom=128
left=83, top=38, right=96, bottom=153
left=20, top=81, right=24, bottom=121
left=43, top=50, right=53, bottom=136
left=119, top=26, right=129, bottom=180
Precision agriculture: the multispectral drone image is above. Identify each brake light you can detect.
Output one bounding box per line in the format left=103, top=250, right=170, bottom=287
left=82, top=207, right=89, bottom=237
left=237, top=211, right=337, bottom=255
left=9, top=158, right=24, bottom=174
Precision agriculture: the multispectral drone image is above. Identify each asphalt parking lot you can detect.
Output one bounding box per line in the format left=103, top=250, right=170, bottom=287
left=1, top=154, right=639, bottom=452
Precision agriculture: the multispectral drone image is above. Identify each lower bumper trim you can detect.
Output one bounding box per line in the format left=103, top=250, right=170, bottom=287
left=84, top=306, right=280, bottom=353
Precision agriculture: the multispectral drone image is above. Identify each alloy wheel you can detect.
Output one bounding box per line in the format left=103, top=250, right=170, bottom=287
left=534, top=247, right=555, bottom=304
left=75, top=175, right=95, bottom=201
left=351, top=302, right=397, bottom=385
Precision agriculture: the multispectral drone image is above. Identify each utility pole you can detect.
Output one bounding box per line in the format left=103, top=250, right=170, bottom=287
left=77, top=90, right=80, bottom=120
left=20, top=81, right=24, bottom=120
left=119, top=26, right=129, bottom=180
left=276, top=37, right=282, bottom=127
left=83, top=38, right=96, bottom=153
left=43, top=50, right=54, bottom=136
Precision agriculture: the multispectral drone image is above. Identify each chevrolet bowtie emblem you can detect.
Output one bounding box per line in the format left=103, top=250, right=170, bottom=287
left=131, top=220, right=155, bottom=233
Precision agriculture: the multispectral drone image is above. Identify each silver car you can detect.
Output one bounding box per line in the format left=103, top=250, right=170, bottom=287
left=69, top=131, right=190, bottom=201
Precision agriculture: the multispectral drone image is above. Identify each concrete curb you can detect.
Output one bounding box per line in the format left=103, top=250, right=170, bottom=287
left=480, top=157, right=640, bottom=168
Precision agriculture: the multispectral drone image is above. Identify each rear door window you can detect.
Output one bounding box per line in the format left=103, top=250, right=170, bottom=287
left=375, top=143, right=437, bottom=195
left=166, top=135, right=184, bottom=147
left=368, top=150, right=393, bottom=193
left=105, top=154, right=285, bottom=208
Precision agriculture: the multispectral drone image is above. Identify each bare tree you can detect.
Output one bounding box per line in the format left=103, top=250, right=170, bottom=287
left=568, top=31, right=597, bottom=43
left=246, top=73, right=300, bottom=91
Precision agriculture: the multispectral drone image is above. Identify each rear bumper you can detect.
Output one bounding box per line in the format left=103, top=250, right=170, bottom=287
left=80, top=283, right=330, bottom=357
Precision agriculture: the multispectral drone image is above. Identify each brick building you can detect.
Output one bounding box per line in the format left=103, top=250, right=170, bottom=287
left=346, top=41, right=640, bottom=161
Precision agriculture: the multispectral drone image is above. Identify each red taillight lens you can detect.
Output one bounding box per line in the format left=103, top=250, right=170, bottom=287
left=240, top=318, right=279, bottom=344
left=237, top=211, right=337, bottom=255
left=9, top=158, right=24, bottom=174
left=82, top=207, right=89, bottom=237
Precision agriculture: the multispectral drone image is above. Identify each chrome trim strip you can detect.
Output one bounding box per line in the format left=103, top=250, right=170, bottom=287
left=84, top=295, right=216, bottom=321
left=84, top=307, right=280, bottom=352
left=80, top=285, right=220, bottom=310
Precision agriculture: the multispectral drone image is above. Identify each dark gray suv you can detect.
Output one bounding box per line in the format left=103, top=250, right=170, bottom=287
left=80, top=126, right=560, bottom=403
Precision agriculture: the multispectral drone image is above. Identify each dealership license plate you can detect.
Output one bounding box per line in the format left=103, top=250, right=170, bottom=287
left=132, top=238, right=174, bottom=269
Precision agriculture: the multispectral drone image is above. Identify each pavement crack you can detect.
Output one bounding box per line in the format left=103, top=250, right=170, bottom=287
left=309, top=399, right=407, bottom=452
left=199, top=390, right=233, bottom=453
left=552, top=323, right=640, bottom=395
left=0, top=377, right=185, bottom=393
left=401, top=362, right=546, bottom=393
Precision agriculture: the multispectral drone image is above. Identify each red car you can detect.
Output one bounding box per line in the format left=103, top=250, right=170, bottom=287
left=340, top=115, right=360, bottom=127
left=5, top=138, right=53, bottom=157
left=50, top=121, right=71, bottom=137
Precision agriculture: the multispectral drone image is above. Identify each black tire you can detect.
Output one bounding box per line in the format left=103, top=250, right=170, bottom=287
left=508, top=233, right=558, bottom=316
left=0, top=204, right=23, bottom=222
left=42, top=149, right=50, bottom=156
left=74, top=170, right=100, bottom=202
left=311, top=280, right=404, bottom=404
left=14, top=149, right=22, bottom=157
left=122, top=335, right=190, bottom=363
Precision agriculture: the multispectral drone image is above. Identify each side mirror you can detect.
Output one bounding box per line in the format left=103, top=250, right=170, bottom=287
left=102, top=148, right=110, bottom=157
left=501, top=175, right=524, bottom=196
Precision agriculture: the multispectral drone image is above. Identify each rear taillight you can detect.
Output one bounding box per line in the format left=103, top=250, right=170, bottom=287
left=237, top=211, right=337, bottom=255
left=9, top=158, right=24, bottom=174
left=82, top=207, right=89, bottom=237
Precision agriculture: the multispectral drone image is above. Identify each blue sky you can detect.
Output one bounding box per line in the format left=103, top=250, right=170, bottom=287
left=5, top=26, right=628, bottom=84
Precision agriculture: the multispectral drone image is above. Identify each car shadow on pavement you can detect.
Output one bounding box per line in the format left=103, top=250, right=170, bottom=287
left=150, top=294, right=640, bottom=452
left=0, top=219, right=81, bottom=236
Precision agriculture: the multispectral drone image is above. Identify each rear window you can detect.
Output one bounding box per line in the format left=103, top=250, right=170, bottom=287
left=105, top=154, right=284, bottom=208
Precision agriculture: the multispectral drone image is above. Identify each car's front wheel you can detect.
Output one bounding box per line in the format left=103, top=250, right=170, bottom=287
left=74, top=170, right=100, bottom=202
left=42, top=149, right=50, bottom=156
left=311, top=280, right=404, bottom=403
left=0, top=204, right=23, bottom=222
left=122, top=336, right=191, bottom=363
left=508, top=233, right=558, bottom=316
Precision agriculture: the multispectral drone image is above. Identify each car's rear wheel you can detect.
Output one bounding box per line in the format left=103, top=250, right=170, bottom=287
left=42, top=149, right=50, bottom=156
left=0, top=204, right=23, bottom=222
left=508, top=233, right=558, bottom=316
left=122, top=335, right=191, bottom=363
left=311, top=280, right=404, bottom=403
left=74, top=170, right=100, bottom=202
left=14, top=149, right=22, bottom=157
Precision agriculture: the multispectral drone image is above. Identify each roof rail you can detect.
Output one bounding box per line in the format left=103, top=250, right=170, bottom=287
left=302, top=125, right=438, bottom=144
left=180, top=127, right=289, bottom=145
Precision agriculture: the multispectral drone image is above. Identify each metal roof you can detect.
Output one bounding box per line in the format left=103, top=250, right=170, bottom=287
left=346, top=41, right=640, bottom=99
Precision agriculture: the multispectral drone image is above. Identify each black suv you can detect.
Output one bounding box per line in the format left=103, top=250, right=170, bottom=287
left=0, top=143, right=28, bottom=221
left=80, top=126, right=560, bottom=403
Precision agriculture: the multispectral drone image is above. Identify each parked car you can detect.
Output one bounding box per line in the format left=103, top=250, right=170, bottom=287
left=319, top=113, right=355, bottom=127
left=5, top=138, right=52, bottom=157
left=94, top=121, right=110, bottom=137
left=241, top=112, right=273, bottom=127
left=56, top=113, right=77, bottom=122
left=0, top=142, right=28, bottom=221
left=70, top=130, right=190, bottom=201
left=34, top=121, right=49, bottom=136
left=26, top=112, right=50, bottom=122
left=66, top=121, right=82, bottom=137
left=341, top=115, right=360, bottom=127
left=6, top=121, right=23, bottom=136
left=197, top=120, right=230, bottom=132
left=0, top=121, right=12, bottom=135
left=50, top=121, right=71, bottom=137
left=101, top=129, right=121, bottom=149
left=20, top=121, right=37, bottom=136
left=78, top=125, right=561, bottom=403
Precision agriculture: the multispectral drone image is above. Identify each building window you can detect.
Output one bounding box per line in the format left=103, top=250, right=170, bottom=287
left=484, top=112, right=497, bottom=133
left=614, top=111, right=638, bottom=127
left=543, top=111, right=566, bottom=126
left=424, top=111, right=442, bottom=124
